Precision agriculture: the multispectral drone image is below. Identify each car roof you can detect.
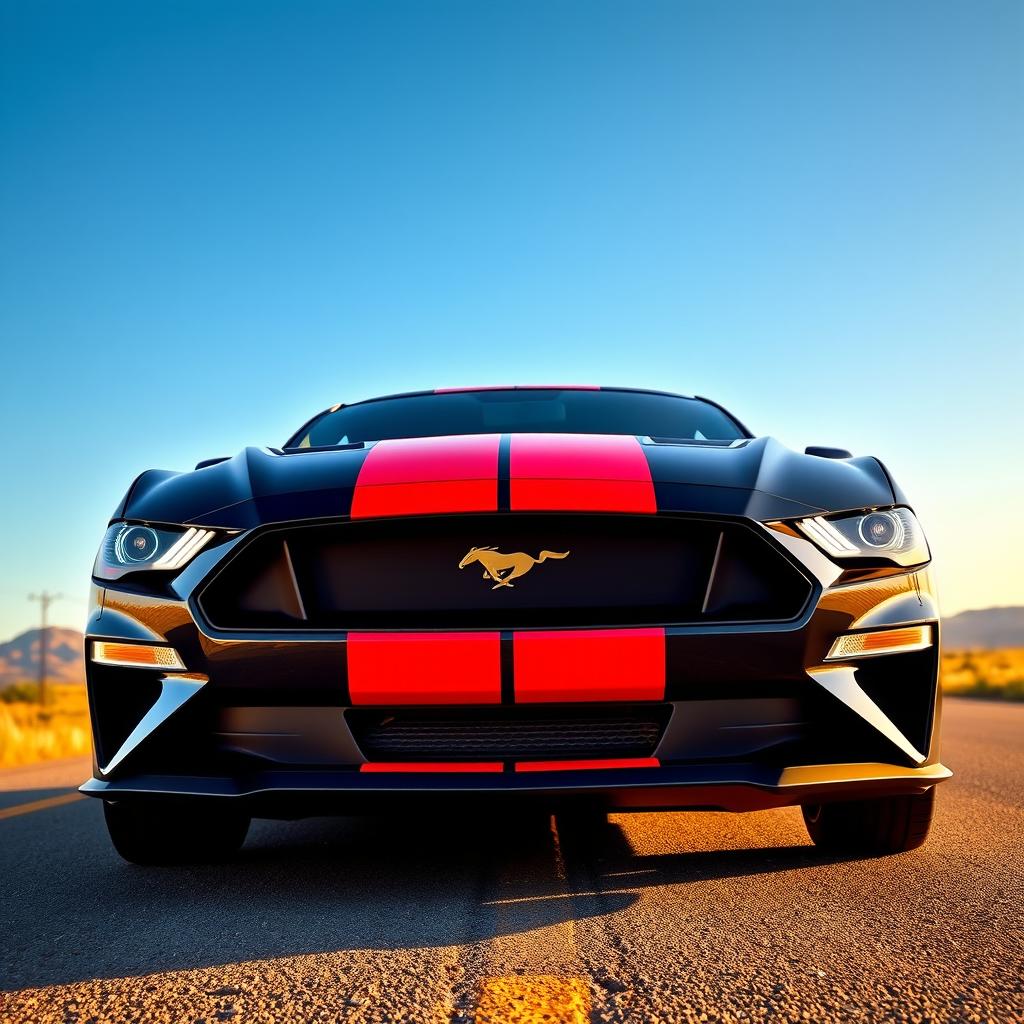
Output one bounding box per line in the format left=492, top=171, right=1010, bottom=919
left=286, top=386, right=751, bottom=446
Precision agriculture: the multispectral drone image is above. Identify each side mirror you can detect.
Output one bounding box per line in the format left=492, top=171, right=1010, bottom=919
left=805, top=446, right=852, bottom=459
left=195, top=456, right=230, bottom=470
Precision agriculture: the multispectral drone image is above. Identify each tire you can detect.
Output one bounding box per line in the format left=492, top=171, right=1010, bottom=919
left=103, top=800, right=250, bottom=865
left=802, top=788, right=935, bottom=856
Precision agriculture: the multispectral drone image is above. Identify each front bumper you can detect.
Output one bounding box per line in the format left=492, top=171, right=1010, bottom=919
left=81, top=760, right=951, bottom=816
left=81, top=519, right=950, bottom=813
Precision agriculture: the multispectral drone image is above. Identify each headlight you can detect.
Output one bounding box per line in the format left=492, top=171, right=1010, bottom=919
left=94, top=523, right=215, bottom=580
left=796, top=508, right=929, bottom=567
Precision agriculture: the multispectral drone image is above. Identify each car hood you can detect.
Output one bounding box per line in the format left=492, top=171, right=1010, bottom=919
left=118, top=434, right=897, bottom=529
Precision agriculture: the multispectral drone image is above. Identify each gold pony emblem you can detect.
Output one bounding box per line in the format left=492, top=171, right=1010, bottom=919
left=458, top=546, right=570, bottom=589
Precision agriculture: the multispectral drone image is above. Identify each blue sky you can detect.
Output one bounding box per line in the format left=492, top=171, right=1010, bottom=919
left=1, top=0, right=1021, bottom=637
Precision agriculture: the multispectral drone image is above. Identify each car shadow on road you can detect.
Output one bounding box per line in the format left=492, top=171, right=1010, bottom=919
left=4, top=799, right=860, bottom=990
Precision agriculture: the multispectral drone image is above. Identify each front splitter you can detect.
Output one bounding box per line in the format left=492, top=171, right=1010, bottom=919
left=80, top=760, right=951, bottom=815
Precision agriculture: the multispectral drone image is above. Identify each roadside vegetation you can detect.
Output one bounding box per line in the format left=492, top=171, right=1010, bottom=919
left=0, top=683, right=91, bottom=768
left=941, top=649, right=1024, bottom=702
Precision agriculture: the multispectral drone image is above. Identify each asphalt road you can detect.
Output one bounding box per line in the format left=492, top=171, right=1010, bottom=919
left=1, top=697, right=1021, bottom=1024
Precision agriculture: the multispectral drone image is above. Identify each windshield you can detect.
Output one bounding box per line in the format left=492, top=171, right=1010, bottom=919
left=288, top=389, right=747, bottom=447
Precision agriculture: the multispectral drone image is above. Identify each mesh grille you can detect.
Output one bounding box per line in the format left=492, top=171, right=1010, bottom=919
left=347, top=706, right=670, bottom=761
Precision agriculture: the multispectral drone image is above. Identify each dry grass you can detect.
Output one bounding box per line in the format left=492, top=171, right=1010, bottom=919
left=0, top=683, right=91, bottom=768
left=941, top=648, right=1024, bottom=701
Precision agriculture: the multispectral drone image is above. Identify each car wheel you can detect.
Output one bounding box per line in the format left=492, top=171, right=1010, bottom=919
left=801, top=788, right=935, bottom=856
left=103, top=800, right=250, bottom=865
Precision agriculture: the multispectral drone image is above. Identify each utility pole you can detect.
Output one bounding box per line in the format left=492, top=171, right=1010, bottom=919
left=27, top=591, right=62, bottom=706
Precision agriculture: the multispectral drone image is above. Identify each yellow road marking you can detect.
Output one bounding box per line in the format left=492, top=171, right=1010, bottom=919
left=470, top=816, right=591, bottom=1023
left=475, top=975, right=591, bottom=1024
left=0, top=792, right=84, bottom=821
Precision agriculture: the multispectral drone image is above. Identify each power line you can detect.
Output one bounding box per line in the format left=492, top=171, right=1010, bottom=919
left=27, top=591, right=62, bottom=706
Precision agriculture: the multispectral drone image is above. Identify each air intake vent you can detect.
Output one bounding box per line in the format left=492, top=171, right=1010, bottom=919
left=347, top=705, right=671, bottom=762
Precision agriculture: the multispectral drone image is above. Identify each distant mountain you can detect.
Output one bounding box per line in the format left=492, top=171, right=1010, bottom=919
left=0, top=627, right=85, bottom=688
left=943, top=607, right=1024, bottom=650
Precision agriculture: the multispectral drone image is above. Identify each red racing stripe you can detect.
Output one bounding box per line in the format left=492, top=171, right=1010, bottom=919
left=513, top=628, right=666, bottom=703
left=515, top=758, right=660, bottom=772
left=360, top=762, right=504, bottom=773
left=509, top=433, right=656, bottom=513
left=350, top=434, right=500, bottom=519
left=348, top=632, right=502, bottom=705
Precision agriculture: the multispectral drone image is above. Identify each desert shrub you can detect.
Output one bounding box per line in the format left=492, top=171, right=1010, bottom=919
left=0, top=684, right=91, bottom=766
left=942, top=649, right=1024, bottom=701
left=0, top=682, right=42, bottom=703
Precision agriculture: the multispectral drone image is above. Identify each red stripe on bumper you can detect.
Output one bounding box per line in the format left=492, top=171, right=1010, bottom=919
left=515, top=757, right=660, bottom=772
left=509, top=433, right=656, bottom=513
left=350, top=434, right=500, bottom=518
left=360, top=762, right=504, bottom=773
left=347, top=632, right=502, bottom=705
left=513, top=628, right=666, bottom=703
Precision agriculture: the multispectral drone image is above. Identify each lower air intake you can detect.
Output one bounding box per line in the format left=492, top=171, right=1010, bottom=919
left=347, top=705, right=672, bottom=762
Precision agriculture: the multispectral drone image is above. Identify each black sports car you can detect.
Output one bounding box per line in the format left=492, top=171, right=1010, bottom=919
left=84, top=386, right=948, bottom=863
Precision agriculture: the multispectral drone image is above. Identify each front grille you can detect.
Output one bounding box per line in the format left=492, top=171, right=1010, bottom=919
left=347, top=705, right=671, bottom=762
left=198, top=513, right=812, bottom=631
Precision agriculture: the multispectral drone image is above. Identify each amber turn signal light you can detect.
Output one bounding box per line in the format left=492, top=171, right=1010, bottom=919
left=91, top=641, right=186, bottom=671
left=826, top=626, right=932, bottom=661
